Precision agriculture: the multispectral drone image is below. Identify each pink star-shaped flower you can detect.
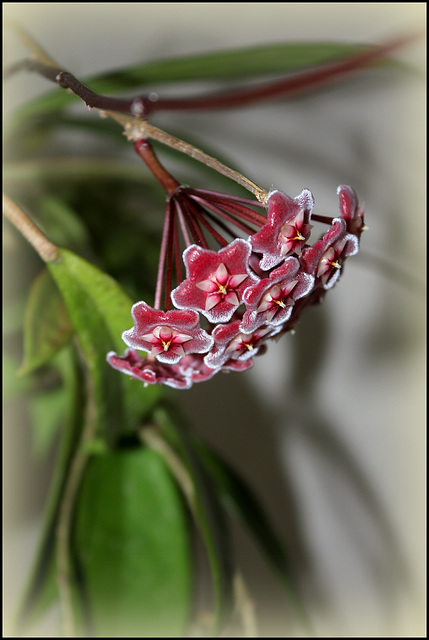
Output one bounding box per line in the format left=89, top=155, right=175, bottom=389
left=121, top=302, right=213, bottom=364
left=338, top=184, right=366, bottom=237
left=240, top=256, right=314, bottom=333
left=171, top=238, right=259, bottom=323
left=106, top=349, right=192, bottom=389
left=204, top=319, right=275, bottom=369
left=221, top=357, right=254, bottom=374
left=301, top=218, right=358, bottom=289
left=177, top=354, right=220, bottom=385
left=173, top=353, right=254, bottom=384
left=250, top=189, right=314, bottom=271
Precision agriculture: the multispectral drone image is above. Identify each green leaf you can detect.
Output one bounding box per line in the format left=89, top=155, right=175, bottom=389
left=3, top=156, right=151, bottom=187
left=29, top=383, right=68, bottom=458
left=20, top=269, right=74, bottom=375
left=194, top=441, right=311, bottom=631
left=72, top=446, right=191, bottom=637
left=153, top=406, right=234, bottom=634
left=77, top=42, right=382, bottom=88
left=13, top=41, right=395, bottom=120
left=17, top=346, right=85, bottom=630
left=4, top=127, right=254, bottom=199
left=3, top=296, right=26, bottom=336
left=3, top=352, right=33, bottom=399
left=17, top=247, right=165, bottom=630
left=37, top=196, right=90, bottom=251
left=47, top=248, right=162, bottom=444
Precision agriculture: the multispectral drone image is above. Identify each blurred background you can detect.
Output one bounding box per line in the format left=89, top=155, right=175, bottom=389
left=3, top=3, right=426, bottom=637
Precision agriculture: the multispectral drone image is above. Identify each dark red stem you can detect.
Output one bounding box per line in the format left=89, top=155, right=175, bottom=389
left=189, top=196, right=262, bottom=236
left=311, top=213, right=335, bottom=225
left=154, top=200, right=173, bottom=309
left=13, top=32, right=420, bottom=116
left=163, top=206, right=176, bottom=310
left=175, top=198, right=209, bottom=249
left=134, top=139, right=180, bottom=195
left=183, top=197, right=229, bottom=248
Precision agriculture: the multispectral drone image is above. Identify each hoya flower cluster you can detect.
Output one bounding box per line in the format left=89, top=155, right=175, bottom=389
left=107, top=179, right=364, bottom=390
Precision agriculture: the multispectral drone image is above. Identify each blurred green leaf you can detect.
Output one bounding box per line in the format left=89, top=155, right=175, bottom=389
left=12, top=41, right=394, bottom=120
left=92, top=41, right=385, bottom=85
left=3, top=156, right=150, bottom=187
left=196, top=442, right=291, bottom=576
left=3, top=353, right=33, bottom=398
left=29, top=385, right=68, bottom=458
left=194, top=441, right=310, bottom=630
left=153, top=406, right=234, bottom=633
left=3, top=126, right=254, bottom=200
left=17, top=346, right=84, bottom=630
left=37, top=196, right=90, bottom=251
left=3, top=296, right=26, bottom=336
left=73, top=446, right=191, bottom=637
left=20, top=269, right=73, bottom=375
left=47, top=248, right=162, bottom=444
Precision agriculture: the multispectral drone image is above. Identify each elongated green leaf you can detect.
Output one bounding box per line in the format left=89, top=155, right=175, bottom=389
left=193, top=441, right=310, bottom=630
left=73, top=446, right=191, bottom=637
left=13, top=41, right=391, bottom=119
left=153, top=406, right=234, bottom=633
left=47, top=248, right=162, bottom=444
left=4, top=157, right=151, bottom=187
left=29, top=383, right=68, bottom=458
left=17, top=346, right=85, bottom=630
left=20, top=268, right=73, bottom=374
left=196, top=442, right=291, bottom=574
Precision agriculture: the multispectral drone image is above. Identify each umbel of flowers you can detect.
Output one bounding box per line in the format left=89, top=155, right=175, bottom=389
left=107, top=139, right=365, bottom=389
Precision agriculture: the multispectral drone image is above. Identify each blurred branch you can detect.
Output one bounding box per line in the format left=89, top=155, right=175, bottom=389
left=3, top=193, right=59, bottom=262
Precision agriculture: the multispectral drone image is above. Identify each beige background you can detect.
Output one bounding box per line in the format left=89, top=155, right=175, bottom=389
left=3, top=3, right=426, bottom=637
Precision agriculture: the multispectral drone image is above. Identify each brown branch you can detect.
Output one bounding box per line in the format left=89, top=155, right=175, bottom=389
left=3, top=193, right=59, bottom=262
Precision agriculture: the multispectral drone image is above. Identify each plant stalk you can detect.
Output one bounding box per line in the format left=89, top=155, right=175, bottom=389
left=3, top=194, right=59, bottom=262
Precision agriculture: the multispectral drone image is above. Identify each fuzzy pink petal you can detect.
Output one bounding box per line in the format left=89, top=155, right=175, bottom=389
left=169, top=343, right=186, bottom=358
left=150, top=345, right=165, bottom=357
left=205, top=293, right=223, bottom=312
